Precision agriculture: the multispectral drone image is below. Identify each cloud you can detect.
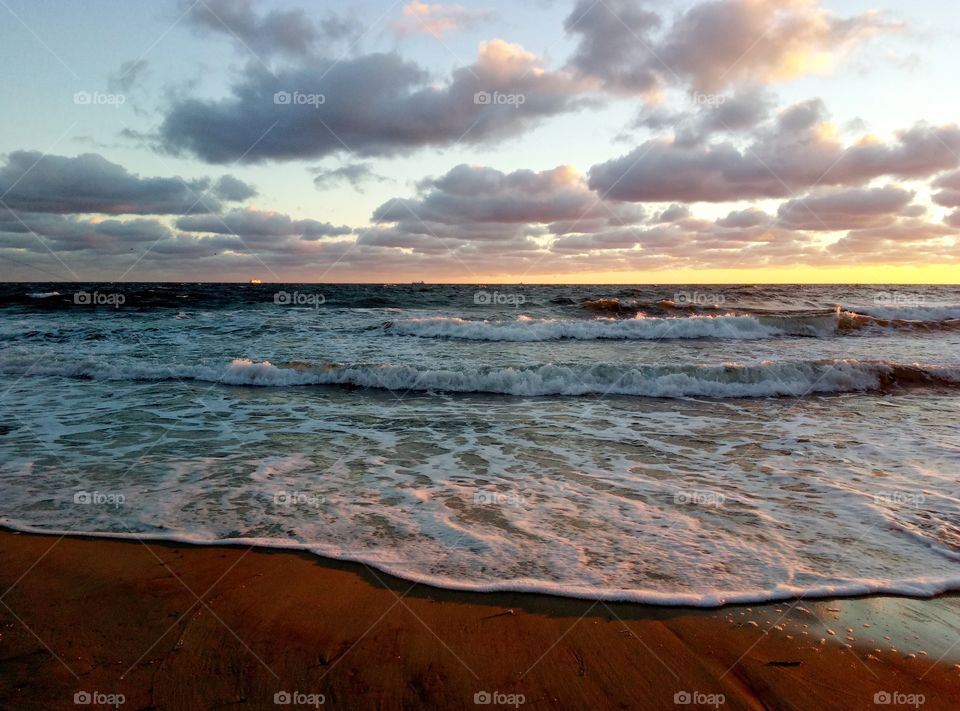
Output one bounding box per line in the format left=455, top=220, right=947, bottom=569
left=108, top=59, right=149, bottom=93
left=312, top=163, right=390, bottom=192
left=372, top=163, right=642, bottom=227
left=717, top=208, right=771, bottom=228
left=589, top=104, right=960, bottom=203
left=0, top=151, right=249, bottom=214
left=176, top=207, right=351, bottom=242
left=828, top=218, right=957, bottom=261
left=776, top=186, right=915, bottom=230
left=159, top=40, right=591, bottom=164
left=932, top=170, right=960, bottom=208
left=0, top=210, right=172, bottom=253
left=213, top=175, right=258, bottom=201
left=184, top=0, right=360, bottom=59
left=652, top=204, right=691, bottom=223
left=392, top=2, right=497, bottom=37
left=565, top=0, right=903, bottom=95
left=635, top=89, right=776, bottom=146
left=564, top=0, right=662, bottom=95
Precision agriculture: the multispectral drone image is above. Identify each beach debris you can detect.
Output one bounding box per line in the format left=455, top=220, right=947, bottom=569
left=481, top=609, right=515, bottom=620
left=827, top=629, right=836, bottom=636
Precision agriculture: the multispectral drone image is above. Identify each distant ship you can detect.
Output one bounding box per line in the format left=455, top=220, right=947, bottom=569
left=249, top=279, right=262, bottom=285
left=412, top=280, right=425, bottom=285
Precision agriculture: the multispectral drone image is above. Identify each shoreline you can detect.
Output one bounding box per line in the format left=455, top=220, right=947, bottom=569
left=1, top=530, right=958, bottom=710
left=2, top=522, right=960, bottom=609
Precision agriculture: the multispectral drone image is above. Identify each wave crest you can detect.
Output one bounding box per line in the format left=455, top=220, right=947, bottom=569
left=3, top=355, right=958, bottom=399
left=383, top=314, right=835, bottom=341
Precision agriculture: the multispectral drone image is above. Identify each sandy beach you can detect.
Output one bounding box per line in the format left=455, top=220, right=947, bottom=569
left=0, top=529, right=957, bottom=710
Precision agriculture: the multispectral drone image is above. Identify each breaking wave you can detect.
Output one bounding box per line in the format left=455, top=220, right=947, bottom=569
left=3, top=355, right=958, bottom=399
left=383, top=314, right=835, bottom=340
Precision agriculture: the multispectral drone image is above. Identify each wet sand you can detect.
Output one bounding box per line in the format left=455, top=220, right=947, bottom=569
left=1, top=529, right=958, bottom=710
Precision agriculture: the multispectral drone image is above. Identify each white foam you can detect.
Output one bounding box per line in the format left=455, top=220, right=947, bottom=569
left=385, top=314, right=796, bottom=341
left=4, top=355, right=957, bottom=398
left=2, top=519, right=959, bottom=607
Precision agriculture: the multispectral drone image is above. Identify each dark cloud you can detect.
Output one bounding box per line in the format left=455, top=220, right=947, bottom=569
left=372, top=164, right=640, bottom=227
left=565, top=0, right=903, bottom=94
left=176, top=208, right=351, bottom=240
left=652, top=204, right=691, bottom=223
left=828, top=218, right=957, bottom=259
left=0, top=151, right=247, bottom=215
left=313, top=163, right=390, bottom=192
left=776, top=186, right=915, bottom=230
left=589, top=106, right=960, bottom=203
left=563, top=0, right=661, bottom=94
left=213, top=175, right=258, bottom=201
left=159, top=41, right=589, bottom=164
left=184, top=0, right=360, bottom=59
left=932, top=170, right=960, bottom=208
left=0, top=210, right=172, bottom=253
left=634, top=89, right=776, bottom=147
left=717, top=208, right=771, bottom=228
left=108, top=59, right=149, bottom=93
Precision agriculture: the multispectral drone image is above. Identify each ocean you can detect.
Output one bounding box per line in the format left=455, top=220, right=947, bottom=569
left=1, top=283, right=958, bottom=606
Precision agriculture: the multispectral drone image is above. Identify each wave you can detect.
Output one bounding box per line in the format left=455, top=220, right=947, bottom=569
left=850, top=305, right=960, bottom=322
left=383, top=314, right=836, bottom=341
left=582, top=296, right=724, bottom=317
left=837, top=310, right=960, bottom=334
left=3, top=355, right=958, bottom=399
left=2, top=520, right=959, bottom=607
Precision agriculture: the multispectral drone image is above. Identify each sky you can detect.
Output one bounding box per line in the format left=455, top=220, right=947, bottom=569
left=0, top=0, right=958, bottom=283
